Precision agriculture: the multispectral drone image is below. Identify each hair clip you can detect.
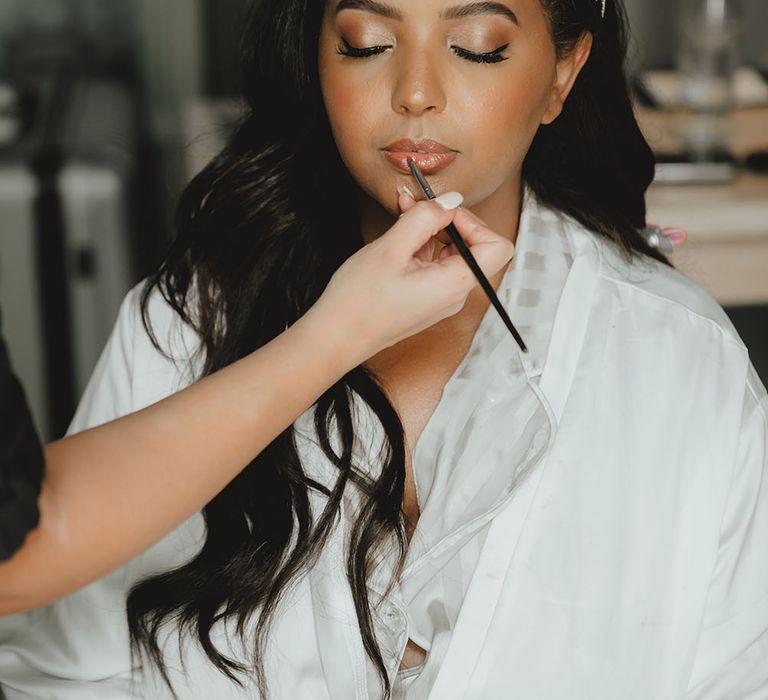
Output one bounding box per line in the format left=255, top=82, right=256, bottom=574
left=640, top=224, right=689, bottom=255
left=597, top=0, right=606, bottom=18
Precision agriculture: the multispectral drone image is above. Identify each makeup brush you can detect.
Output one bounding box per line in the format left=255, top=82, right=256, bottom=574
left=407, top=157, right=528, bottom=354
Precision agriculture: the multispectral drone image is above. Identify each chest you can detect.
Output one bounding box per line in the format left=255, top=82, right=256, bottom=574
left=386, top=371, right=449, bottom=540
left=363, top=329, right=476, bottom=541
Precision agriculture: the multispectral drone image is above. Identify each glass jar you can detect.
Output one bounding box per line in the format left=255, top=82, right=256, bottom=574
left=677, top=0, right=744, bottom=159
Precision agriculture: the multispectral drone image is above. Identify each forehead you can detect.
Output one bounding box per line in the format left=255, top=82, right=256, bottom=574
left=330, top=0, right=521, bottom=25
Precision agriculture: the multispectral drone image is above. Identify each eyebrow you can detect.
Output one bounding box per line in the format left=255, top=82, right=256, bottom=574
left=334, top=0, right=520, bottom=26
left=442, top=1, right=519, bottom=24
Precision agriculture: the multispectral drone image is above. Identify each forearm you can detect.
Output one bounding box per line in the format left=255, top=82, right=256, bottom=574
left=0, top=309, right=355, bottom=614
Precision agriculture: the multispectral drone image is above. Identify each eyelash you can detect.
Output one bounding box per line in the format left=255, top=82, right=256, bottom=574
left=336, top=38, right=510, bottom=64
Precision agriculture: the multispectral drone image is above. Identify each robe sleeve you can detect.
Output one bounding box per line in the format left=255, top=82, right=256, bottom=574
left=685, top=364, right=768, bottom=698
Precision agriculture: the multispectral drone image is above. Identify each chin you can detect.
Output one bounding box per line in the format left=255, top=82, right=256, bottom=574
left=380, top=194, right=402, bottom=218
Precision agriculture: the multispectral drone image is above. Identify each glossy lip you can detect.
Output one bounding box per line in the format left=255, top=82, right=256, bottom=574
left=382, top=138, right=458, bottom=175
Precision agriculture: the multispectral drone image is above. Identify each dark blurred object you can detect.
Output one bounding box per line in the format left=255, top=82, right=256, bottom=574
left=725, top=305, right=768, bottom=386
left=0, top=67, right=139, bottom=439
left=0, top=308, right=44, bottom=562
left=205, top=0, right=250, bottom=96
left=745, top=151, right=768, bottom=174
left=0, top=84, right=22, bottom=147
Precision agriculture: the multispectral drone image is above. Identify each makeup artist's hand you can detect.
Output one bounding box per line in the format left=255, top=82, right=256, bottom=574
left=308, top=188, right=515, bottom=365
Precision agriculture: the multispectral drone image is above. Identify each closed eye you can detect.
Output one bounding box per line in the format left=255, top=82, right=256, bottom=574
left=452, top=43, right=509, bottom=64
left=336, top=39, right=391, bottom=58
left=336, top=39, right=510, bottom=64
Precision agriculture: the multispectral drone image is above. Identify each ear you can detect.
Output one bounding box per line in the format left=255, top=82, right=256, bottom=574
left=541, top=32, right=593, bottom=126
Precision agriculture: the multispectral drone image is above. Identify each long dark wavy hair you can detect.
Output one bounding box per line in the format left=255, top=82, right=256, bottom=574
left=127, top=0, right=671, bottom=697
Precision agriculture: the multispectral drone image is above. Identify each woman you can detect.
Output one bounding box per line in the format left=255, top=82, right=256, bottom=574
left=1, top=0, right=766, bottom=698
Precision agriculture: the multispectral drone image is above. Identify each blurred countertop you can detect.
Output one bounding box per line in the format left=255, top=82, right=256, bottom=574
left=637, top=105, right=768, bottom=306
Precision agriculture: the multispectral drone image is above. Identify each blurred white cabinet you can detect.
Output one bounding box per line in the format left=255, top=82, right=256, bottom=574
left=0, top=78, right=136, bottom=439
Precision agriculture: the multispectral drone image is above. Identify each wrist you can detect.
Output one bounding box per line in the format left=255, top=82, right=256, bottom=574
left=289, top=305, right=365, bottom=376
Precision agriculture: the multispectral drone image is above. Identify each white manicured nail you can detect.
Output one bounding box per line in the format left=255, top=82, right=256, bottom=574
left=434, top=191, right=464, bottom=211
left=397, top=184, right=416, bottom=199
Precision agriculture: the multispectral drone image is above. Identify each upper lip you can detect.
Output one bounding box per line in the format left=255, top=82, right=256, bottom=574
left=383, top=139, right=455, bottom=154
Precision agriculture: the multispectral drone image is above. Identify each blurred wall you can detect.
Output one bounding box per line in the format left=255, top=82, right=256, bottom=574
left=0, top=0, right=135, bottom=74
left=624, top=0, right=768, bottom=72
left=133, top=0, right=206, bottom=230
left=0, top=0, right=206, bottom=232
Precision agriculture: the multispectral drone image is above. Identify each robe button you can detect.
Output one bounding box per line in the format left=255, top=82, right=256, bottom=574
left=383, top=604, right=406, bottom=633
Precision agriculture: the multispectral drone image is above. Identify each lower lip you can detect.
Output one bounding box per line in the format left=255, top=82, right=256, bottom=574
left=383, top=150, right=457, bottom=175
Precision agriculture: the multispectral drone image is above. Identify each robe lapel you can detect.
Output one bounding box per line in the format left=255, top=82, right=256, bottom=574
left=426, top=227, right=602, bottom=698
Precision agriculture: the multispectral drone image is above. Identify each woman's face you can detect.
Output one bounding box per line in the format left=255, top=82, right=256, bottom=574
left=318, top=0, right=591, bottom=218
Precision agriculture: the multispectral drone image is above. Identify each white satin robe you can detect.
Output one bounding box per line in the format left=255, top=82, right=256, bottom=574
left=0, top=194, right=766, bottom=699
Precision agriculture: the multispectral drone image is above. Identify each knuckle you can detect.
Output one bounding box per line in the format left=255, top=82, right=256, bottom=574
left=410, top=201, right=442, bottom=228
left=381, top=242, right=400, bottom=263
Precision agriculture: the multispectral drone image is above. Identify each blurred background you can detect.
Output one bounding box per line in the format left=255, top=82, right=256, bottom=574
left=0, top=0, right=766, bottom=440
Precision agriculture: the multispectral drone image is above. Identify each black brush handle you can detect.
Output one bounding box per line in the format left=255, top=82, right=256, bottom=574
left=443, top=220, right=528, bottom=353
left=407, top=158, right=528, bottom=353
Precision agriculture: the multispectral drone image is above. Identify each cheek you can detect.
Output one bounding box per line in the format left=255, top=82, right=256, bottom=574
left=462, top=68, right=552, bottom=165
left=319, top=59, right=382, bottom=164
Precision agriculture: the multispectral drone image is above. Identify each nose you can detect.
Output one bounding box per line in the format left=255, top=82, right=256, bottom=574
left=391, top=48, right=447, bottom=116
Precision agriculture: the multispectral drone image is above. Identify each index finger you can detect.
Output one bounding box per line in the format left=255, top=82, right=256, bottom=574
left=450, top=207, right=511, bottom=247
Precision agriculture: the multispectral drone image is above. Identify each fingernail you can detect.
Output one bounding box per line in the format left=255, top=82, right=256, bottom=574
left=434, top=191, right=464, bottom=211
left=397, top=184, right=416, bottom=200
